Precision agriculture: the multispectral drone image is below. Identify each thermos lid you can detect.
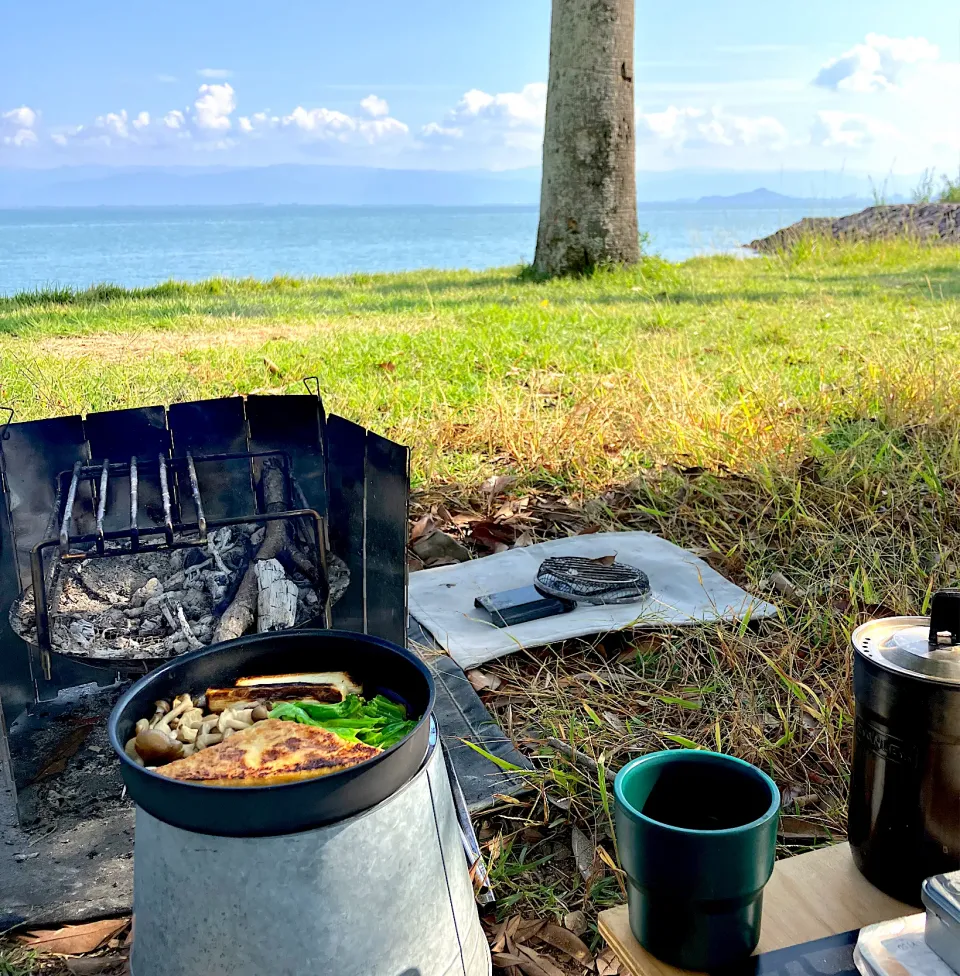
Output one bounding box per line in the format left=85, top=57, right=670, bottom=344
left=852, top=590, right=960, bottom=685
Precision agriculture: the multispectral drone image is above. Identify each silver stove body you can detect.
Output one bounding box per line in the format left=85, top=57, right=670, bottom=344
left=131, top=739, right=490, bottom=976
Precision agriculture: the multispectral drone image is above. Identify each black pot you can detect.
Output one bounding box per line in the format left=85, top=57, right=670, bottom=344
left=108, top=629, right=435, bottom=837
left=848, top=593, right=960, bottom=904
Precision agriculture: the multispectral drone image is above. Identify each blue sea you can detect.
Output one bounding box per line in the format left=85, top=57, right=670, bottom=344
left=0, top=203, right=856, bottom=296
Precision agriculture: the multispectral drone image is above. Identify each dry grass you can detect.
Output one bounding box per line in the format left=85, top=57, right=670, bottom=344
left=425, top=415, right=960, bottom=941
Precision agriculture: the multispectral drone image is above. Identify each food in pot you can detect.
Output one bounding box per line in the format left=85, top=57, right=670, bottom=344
left=155, top=719, right=382, bottom=786
left=123, top=672, right=419, bottom=779
left=204, top=670, right=360, bottom=712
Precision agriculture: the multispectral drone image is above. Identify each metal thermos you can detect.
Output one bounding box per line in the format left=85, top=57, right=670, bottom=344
left=849, top=589, right=960, bottom=905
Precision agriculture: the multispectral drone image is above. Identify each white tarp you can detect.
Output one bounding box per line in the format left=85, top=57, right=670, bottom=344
left=408, top=531, right=777, bottom=670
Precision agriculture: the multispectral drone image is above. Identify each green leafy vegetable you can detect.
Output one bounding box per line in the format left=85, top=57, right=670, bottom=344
left=269, top=694, right=418, bottom=750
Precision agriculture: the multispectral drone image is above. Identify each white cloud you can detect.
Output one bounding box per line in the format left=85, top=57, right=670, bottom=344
left=156, top=74, right=178, bottom=84
left=638, top=105, right=787, bottom=149
left=1, top=105, right=40, bottom=149
left=194, top=83, right=235, bottom=130
left=814, top=33, right=939, bottom=93
left=811, top=110, right=898, bottom=148
left=360, top=94, right=389, bottom=118
left=95, top=110, right=130, bottom=140
left=2, top=106, right=38, bottom=129
left=163, top=110, right=186, bottom=129
left=276, top=105, right=409, bottom=144
left=132, top=111, right=150, bottom=130
left=420, top=83, right=546, bottom=164
left=198, top=68, right=232, bottom=79
left=421, top=121, right=463, bottom=139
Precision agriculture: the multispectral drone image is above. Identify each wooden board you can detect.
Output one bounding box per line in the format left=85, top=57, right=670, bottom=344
left=598, top=843, right=914, bottom=976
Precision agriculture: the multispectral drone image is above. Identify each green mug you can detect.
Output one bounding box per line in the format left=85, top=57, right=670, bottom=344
left=614, top=750, right=780, bottom=970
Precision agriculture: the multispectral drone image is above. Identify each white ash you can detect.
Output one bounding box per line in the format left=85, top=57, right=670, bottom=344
left=11, top=524, right=349, bottom=661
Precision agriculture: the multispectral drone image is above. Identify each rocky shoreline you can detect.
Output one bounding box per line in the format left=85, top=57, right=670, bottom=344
left=749, top=203, right=960, bottom=253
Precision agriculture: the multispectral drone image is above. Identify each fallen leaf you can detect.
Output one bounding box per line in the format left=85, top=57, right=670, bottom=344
left=597, top=947, right=622, bottom=975
left=486, top=832, right=503, bottom=863
left=517, top=944, right=566, bottom=976
left=540, top=922, right=594, bottom=967
left=571, top=825, right=594, bottom=882
left=19, top=919, right=129, bottom=956
left=467, top=669, right=502, bottom=693
left=480, top=474, right=517, bottom=501
left=409, top=513, right=437, bottom=545
left=493, top=953, right=527, bottom=968
left=376, top=361, right=397, bottom=373
left=577, top=525, right=601, bottom=535
left=263, top=357, right=281, bottom=376
left=602, top=711, right=626, bottom=733
left=469, top=519, right=517, bottom=552
left=65, top=956, right=127, bottom=975
left=587, top=554, right=616, bottom=566
left=513, top=531, right=534, bottom=548
left=486, top=918, right=508, bottom=952
left=515, top=918, right=547, bottom=943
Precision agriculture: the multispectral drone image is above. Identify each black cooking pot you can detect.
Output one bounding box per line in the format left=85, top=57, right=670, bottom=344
left=108, top=629, right=435, bottom=837
left=848, top=590, right=960, bottom=904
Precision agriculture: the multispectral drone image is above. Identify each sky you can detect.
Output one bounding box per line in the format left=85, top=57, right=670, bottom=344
left=1, top=0, right=958, bottom=178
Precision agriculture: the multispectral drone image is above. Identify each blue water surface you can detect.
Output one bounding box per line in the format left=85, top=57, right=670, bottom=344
left=0, top=203, right=856, bottom=295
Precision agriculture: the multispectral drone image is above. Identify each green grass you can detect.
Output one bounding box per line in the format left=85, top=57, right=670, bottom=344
left=1, top=237, right=958, bottom=492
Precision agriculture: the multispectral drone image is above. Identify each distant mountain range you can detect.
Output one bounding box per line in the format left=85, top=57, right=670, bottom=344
left=0, top=164, right=896, bottom=209
left=691, top=187, right=869, bottom=208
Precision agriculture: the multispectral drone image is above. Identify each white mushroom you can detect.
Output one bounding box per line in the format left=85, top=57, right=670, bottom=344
left=124, top=737, right=145, bottom=766
left=180, top=708, right=204, bottom=730
left=218, top=708, right=253, bottom=734
left=194, top=730, right=223, bottom=750
left=135, top=718, right=150, bottom=735
left=177, top=724, right=199, bottom=743
left=154, top=695, right=193, bottom=732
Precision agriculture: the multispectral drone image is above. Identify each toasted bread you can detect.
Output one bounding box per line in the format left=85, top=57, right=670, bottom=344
left=157, top=719, right=381, bottom=786
left=235, top=672, right=361, bottom=695
left=205, top=684, right=346, bottom=713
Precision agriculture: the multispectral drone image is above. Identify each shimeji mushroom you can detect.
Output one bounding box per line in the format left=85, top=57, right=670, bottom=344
left=153, top=695, right=194, bottom=733
left=135, top=729, right=184, bottom=765
left=124, top=737, right=145, bottom=766
left=194, top=729, right=224, bottom=750
left=149, top=701, right=171, bottom=727
left=217, top=708, right=254, bottom=734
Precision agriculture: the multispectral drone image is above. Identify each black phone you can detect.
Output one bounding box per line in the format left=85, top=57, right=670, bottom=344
left=474, top=585, right=575, bottom=628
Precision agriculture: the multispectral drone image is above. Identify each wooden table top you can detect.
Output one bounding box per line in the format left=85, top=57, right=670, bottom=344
left=598, top=843, right=915, bottom=976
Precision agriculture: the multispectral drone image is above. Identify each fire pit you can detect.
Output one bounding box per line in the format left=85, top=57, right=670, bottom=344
left=0, top=385, right=410, bottom=830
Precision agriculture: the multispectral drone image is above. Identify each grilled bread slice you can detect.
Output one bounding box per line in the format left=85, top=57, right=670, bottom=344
left=235, top=672, right=361, bottom=694
left=205, top=684, right=346, bottom=713
left=157, top=719, right=381, bottom=786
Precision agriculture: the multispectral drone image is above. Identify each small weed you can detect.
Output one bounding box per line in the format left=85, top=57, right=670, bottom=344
left=0, top=946, right=38, bottom=976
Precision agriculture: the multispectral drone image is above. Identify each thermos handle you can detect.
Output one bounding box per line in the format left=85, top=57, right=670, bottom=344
left=929, top=589, right=960, bottom=646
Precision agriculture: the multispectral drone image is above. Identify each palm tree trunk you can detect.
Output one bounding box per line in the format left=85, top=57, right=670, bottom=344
left=534, top=0, right=639, bottom=276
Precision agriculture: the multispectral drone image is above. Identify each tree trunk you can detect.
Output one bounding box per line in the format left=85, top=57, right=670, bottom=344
left=534, top=0, right=639, bottom=276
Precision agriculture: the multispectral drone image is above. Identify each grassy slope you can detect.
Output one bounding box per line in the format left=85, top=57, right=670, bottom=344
left=2, top=238, right=958, bottom=490
left=4, top=240, right=960, bottom=933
